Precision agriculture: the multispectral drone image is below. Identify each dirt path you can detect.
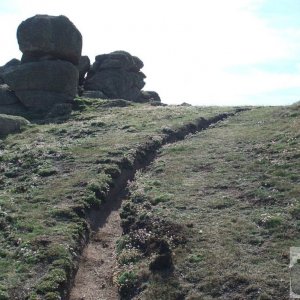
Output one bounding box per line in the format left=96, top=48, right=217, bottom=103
left=69, top=204, right=122, bottom=300
left=68, top=111, right=244, bottom=300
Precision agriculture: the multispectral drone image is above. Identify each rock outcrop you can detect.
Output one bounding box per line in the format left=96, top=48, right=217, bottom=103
left=0, top=59, right=20, bottom=83
left=139, top=91, right=161, bottom=103
left=17, top=15, right=82, bottom=65
left=0, top=84, right=19, bottom=105
left=0, top=114, right=30, bottom=136
left=81, top=90, right=108, bottom=99
left=2, top=15, right=81, bottom=113
left=3, top=60, right=78, bottom=110
left=0, top=83, right=26, bottom=115
left=1, top=14, right=162, bottom=115
left=78, top=56, right=90, bottom=86
left=84, top=51, right=146, bottom=102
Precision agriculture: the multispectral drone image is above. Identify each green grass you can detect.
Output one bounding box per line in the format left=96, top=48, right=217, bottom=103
left=118, top=105, right=300, bottom=299
left=0, top=99, right=234, bottom=298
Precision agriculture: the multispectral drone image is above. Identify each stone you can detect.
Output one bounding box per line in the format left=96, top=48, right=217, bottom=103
left=82, top=90, right=108, bottom=99
left=21, top=53, right=57, bottom=64
left=15, top=91, right=75, bottom=111
left=46, top=103, right=73, bottom=118
left=0, top=114, right=30, bottom=135
left=0, top=84, right=20, bottom=105
left=179, top=102, right=192, bottom=106
left=84, top=51, right=146, bottom=102
left=3, top=61, right=78, bottom=95
left=0, top=84, right=26, bottom=116
left=17, top=15, right=82, bottom=65
left=139, top=91, right=161, bottom=103
left=93, top=51, right=143, bottom=72
left=2, top=60, right=78, bottom=111
left=0, top=103, right=27, bottom=116
left=85, top=69, right=145, bottom=101
left=0, top=59, right=20, bottom=82
left=78, top=56, right=90, bottom=85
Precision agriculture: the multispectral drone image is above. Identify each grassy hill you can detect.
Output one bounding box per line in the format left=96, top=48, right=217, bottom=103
left=119, top=105, right=300, bottom=300
left=0, top=99, right=236, bottom=299
left=0, top=99, right=299, bottom=299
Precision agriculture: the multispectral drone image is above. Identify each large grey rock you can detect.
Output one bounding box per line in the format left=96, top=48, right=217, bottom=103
left=3, top=60, right=78, bottom=94
left=78, top=56, right=90, bottom=85
left=84, top=51, right=146, bottom=102
left=0, top=114, right=30, bottom=135
left=85, top=69, right=145, bottom=100
left=139, top=91, right=161, bottom=103
left=82, top=90, right=108, bottom=99
left=0, top=84, right=20, bottom=105
left=46, top=103, right=73, bottom=118
left=0, top=59, right=20, bottom=82
left=17, top=15, right=82, bottom=65
left=2, top=60, right=78, bottom=111
left=93, top=51, right=143, bottom=72
left=0, top=103, right=27, bottom=116
left=0, top=84, right=26, bottom=116
left=15, top=91, right=75, bottom=110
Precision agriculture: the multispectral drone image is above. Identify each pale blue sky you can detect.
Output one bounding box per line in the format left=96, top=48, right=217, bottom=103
left=0, top=0, right=299, bottom=106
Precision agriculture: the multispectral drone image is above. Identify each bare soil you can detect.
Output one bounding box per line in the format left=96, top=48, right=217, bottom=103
left=69, top=206, right=122, bottom=300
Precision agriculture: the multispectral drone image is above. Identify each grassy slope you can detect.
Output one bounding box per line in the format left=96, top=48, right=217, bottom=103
left=0, top=99, right=234, bottom=299
left=119, top=105, right=300, bottom=300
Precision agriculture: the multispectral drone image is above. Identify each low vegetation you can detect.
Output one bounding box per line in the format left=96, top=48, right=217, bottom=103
left=0, top=98, right=235, bottom=299
left=118, top=105, right=300, bottom=299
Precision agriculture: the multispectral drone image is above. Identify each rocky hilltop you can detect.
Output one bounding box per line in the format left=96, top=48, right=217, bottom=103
left=0, top=13, right=299, bottom=300
left=0, top=14, right=161, bottom=133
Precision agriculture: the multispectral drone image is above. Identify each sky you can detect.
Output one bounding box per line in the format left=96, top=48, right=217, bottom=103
left=0, top=0, right=300, bottom=106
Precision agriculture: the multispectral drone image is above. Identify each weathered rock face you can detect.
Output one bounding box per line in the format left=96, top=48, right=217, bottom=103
left=0, top=84, right=20, bottom=105
left=0, top=114, right=30, bottom=136
left=2, top=14, right=162, bottom=114
left=0, top=84, right=27, bottom=115
left=81, top=90, right=107, bottom=99
left=78, top=56, right=90, bottom=85
left=139, top=91, right=161, bottom=103
left=17, top=15, right=82, bottom=65
left=0, top=59, right=20, bottom=83
left=3, top=60, right=78, bottom=111
left=1, top=15, right=82, bottom=114
left=85, top=69, right=144, bottom=100
left=84, top=51, right=146, bottom=102
left=92, top=51, right=143, bottom=72
left=0, top=84, right=26, bottom=115
left=3, top=61, right=78, bottom=96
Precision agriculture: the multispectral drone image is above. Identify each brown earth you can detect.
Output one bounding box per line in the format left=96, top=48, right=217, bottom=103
left=69, top=203, right=122, bottom=300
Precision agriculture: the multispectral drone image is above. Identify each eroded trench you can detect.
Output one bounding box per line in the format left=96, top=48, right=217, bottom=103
left=68, top=110, right=245, bottom=300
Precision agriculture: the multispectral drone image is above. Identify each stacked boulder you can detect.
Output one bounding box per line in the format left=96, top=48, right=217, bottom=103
left=0, top=59, right=25, bottom=115
left=0, top=84, right=24, bottom=115
left=1, top=15, right=82, bottom=113
left=140, top=91, right=161, bottom=103
left=84, top=51, right=148, bottom=102
left=0, top=14, right=162, bottom=117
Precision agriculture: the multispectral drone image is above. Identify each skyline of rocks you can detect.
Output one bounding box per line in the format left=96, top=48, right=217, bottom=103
left=0, top=14, right=161, bottom=119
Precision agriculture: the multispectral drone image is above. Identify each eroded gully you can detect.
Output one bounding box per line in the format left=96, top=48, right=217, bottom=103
left=68, top=109, right=247, bottom=300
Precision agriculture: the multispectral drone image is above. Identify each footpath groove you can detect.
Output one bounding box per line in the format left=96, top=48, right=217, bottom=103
left=68, top=109, right=246, bottom=300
